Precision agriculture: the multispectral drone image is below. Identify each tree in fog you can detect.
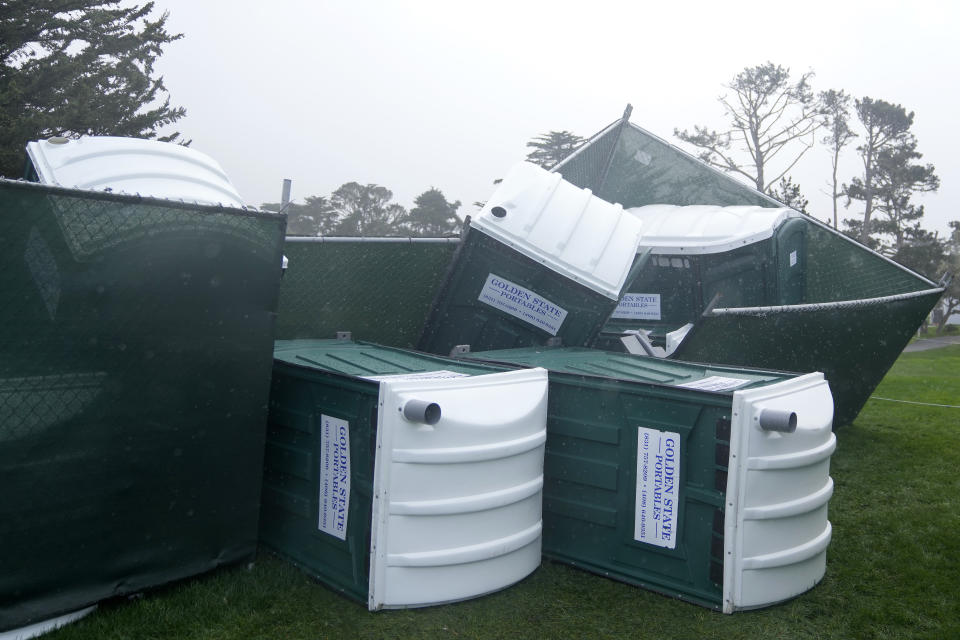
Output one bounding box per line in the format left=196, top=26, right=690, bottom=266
left=675, top=62, right=820, bottom=195
left=406, top=188, right=462, bottom=236
left=843, top=98, right=938, bottom=248
left=0, top=1, right=186, bottom=177
left=525, top=130, right=584, bottom=168
left=890, top=225, right=956, bottom=333
left=262, top=195, right=339, bottom=236
left=769, top=176, right=809, bottom=213
left=819, top=89, right=857, bottom=228
left=329, top=182, right=407, bottom=236
left=934, top=221, right=960, bottom=334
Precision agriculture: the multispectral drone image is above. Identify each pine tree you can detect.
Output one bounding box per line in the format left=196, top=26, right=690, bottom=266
left=844, top=98, right=938, bottom=248
left=0, top=1, right=186, bottom=177
left=819, top=89, right=856, bottom=228
left=675, top=62, right=820, bottom=195
left=329, top=183, right=407, bottom=237
left=262, top=196, right=339, bottom=236
left=769, top=176, right=809, bottom=213
left=525, top=131, right=584, bottom=168
left=406, top=188, right=462, bottom=237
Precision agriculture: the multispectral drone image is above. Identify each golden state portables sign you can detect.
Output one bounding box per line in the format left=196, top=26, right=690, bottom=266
left=478, top=274, right=568, bottom=336
left=318, top=415, right=350, bottom=541
left=634, top=427, right=680, bottom=548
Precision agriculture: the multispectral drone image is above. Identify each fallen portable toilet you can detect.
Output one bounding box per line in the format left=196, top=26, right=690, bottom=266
left=417, top=162, right=643, bottom=356
left=465, top=346, right=836, bottom=612
left=597, top=204, right=943, bottom=425
left=551, top=109, right=942, bottom=426
left=598, top=205, right=806, bottom=352
left=260, top=338, right=548, bottom=610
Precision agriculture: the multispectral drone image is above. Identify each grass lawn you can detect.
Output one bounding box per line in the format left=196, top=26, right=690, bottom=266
left=48, top=347, right=960, bottom=640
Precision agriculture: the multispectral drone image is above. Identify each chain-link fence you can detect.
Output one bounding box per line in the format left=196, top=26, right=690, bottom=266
left=805, top=222, right=931, bottom=302
left=0, top=179, right=285, bottom=631
left=277, top=237, right=459, bottom=348
left=673, top=288, right=942, bottom=426
left=554, top=120, right=776, bottom=208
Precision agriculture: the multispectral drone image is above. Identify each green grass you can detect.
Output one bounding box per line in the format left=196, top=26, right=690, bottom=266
left=48, top=347, right=960, bottom=640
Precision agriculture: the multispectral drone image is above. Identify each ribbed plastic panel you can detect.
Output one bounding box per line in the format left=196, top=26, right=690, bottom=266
left=471, top=162, right=642, bottom=300
left=262, top=340, right=548, bottom=610
left=26, top=136, right=244, bottom=207
left=629, top=205, right=798, bottom=254
left=726, top=374, right=836, bottom=612
left=465, top=347, right=833, bottom=611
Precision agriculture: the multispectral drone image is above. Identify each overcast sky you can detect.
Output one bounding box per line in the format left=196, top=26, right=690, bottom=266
left=150, top=0, right=957, bottom=235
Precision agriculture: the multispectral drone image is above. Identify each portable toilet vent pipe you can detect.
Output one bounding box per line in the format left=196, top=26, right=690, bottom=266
left=417, top=162, right=643, bottom=356
left=465, top=347, right=836, bottom=613
left=260, top=339, right=549, bottom=610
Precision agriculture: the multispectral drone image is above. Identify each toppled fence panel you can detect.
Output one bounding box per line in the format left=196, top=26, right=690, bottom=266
left=0, top=179, right=285, bottom=632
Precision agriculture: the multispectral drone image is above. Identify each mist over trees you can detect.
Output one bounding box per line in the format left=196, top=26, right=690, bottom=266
left=263, top=184, right=462, bottom=238
left=675, top=62, right=820, bottom=196
left=4, top=7, right=953, bottom=329
left=674, top=63, right=951, bottom=267
left=769, top=176, right=809, bottom=214
left=0, top=1, right=186, bottom=178
left=672, top=62, right=955, bottom=329
left=407, top=188, right=462, bottom=236
left=819, top=89, right=857, bottom=230
left=843, top=98, right=939, bottom=249
left=936, top=222, right=960, bottom=333
left=525, top=131, right=585, bottom=169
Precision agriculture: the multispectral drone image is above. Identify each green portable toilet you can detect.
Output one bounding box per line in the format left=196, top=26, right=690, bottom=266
left=417, top=162, right=643, bottom=356
left=597, top=205, right=808, bottom=351
left=597, top=204, right=942, bottom=425
left=550, top=110, right=942, bottom=426
left=466, top=347, right=836, bottom=612
left=261, top=339, right=549, bottom=610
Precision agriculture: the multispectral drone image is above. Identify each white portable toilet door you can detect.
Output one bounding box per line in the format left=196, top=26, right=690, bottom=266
left=367, top=368, right=549, bottom=610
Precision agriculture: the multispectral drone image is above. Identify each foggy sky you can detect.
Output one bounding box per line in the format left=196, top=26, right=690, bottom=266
left=150, top=0, right=958, bottom=235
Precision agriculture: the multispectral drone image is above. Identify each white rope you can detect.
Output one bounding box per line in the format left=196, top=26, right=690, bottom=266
left=710, top=287, right=944, bottom=316
left=870, top=396, right=960, bottom=409
left=285, top=236, right=460, bottom=244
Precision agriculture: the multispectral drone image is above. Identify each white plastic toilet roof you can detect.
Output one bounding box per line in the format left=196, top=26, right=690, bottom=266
left=471, top=162, right=644, bottom=300
left=628, top=204, right=800, bottom=254
left=26, top=136, right=245, bottom=208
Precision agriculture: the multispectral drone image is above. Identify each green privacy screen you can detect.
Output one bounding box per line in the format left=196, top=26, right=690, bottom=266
left=276, top=238, right=458, bottom=347
left=803, top=223, right=933, bottom=301
left=0, top=180, right=285, bottom=631
left=672, top=290, right=941, bottom=426
left=602, top=217, right=941, bottom=425
left=561, top=113, right=942, bottom=425
left=553, top=118, right=777, bottom=208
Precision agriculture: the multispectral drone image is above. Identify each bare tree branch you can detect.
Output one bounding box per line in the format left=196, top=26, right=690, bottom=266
left=676, top=62, right=820, bottom=194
